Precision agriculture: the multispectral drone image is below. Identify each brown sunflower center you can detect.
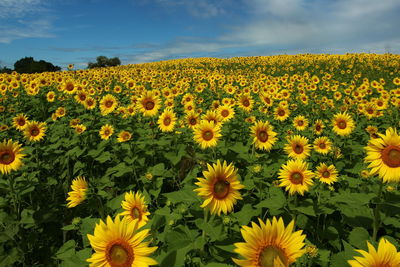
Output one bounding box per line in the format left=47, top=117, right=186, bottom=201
left=163, top=117, right=171, bottom=126
left=189, top=118, right=197, bottom=125
left=337, top=120, right=347, bottom=129
left=278, top=110, right=285, bottom=116
left=213, top=180, right=230, bottom=199
left=221, top=110, right=229, bottom=117
left=0, top=150, right=15, bottom=165
left=259, top=245, right=288, bottom=267
left=130, top=207, right=142, bottom=220
left=290, top=172, right=303, bottom=184
left=30, top=127, right=40, bottom=136
left=242, top=99, right=250, bottom=107
left=258, top=130, right=268, bottom=142
left=293, top=144, right=304, bottom=154
left=145, top=100, right=155, bottom=110
left=106, top=241, right=134, bottom=267
left=319, top=143, right=326, bottom=149
left=17, top=119, right=25, bottom=126
left=297, top=120, right=304, bottom=126
left=105, top=100, right=114, bottom=108
left=315, top=125, right=321, bottom=131
left=65, top=83, right=74, bottom=91
left=381, top=145, right=400, bottom=168
left=79, top=94, right=86, bottom=101
left=322, top=171, right=330, bottom=178
left=202, top=130, right=214, bottom=141
left=104, top=129, right=110, bottom=136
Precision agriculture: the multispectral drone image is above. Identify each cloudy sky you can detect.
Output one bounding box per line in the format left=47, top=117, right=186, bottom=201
left=1, top=0, right=399, bottom=69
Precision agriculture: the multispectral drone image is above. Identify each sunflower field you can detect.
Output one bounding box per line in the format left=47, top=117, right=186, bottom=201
left=1, top=54, right=400, bottom=267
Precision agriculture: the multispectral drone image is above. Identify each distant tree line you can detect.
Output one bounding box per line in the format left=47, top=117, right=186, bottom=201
left=87, top=56, right=121, bottom=69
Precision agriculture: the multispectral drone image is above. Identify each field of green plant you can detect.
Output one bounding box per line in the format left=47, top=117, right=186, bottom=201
left=1, top=54, right=400, bottom=266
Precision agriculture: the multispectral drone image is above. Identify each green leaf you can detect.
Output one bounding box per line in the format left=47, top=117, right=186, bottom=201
left=256, top=187, right=286, bottom=212
left=233, top=204, right=256, bottom=225
left=348, top=227, right=370, bottom=249
left=20, top=209, right=35, bottom=228
left=106, top=193, right=125, bottom=210
left=55, top=240, right=76, bottom=260
left=95, top=151, right=112, bottom=163
left=292, top=198, right=316, bottom=217
left=163, top=186, right=199, bottom=204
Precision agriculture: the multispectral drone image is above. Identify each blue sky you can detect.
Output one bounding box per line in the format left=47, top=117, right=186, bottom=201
left=1, top=0, right=399, bottom=69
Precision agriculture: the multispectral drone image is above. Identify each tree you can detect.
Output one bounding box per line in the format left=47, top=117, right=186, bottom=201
left=87, top=56, right=121, bottom=69
left=0, top=66, right=12, bottom=74
left=13, top=57, right=61, bottom=73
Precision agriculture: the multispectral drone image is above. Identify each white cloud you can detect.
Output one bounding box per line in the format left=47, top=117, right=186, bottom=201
left=0, top=19, right=54, bottom=43
left=0, top=0, right=45, bottom=18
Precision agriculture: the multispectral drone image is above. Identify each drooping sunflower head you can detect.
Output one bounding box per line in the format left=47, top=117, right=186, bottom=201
left=119, top=191, right=150, bottom=228
left=250, top=120, right=278, bottom=151
left=315, top=163, right=338, bottom=185
left=66, top=176, right=88, bottom=208
left=278, top=159, right=314, bottom=196
left=365, top=127, right=400, bottom=183
left=99, top=94, right=118, bottom=116
left=12, top=113, right=29, bottom=131
left=284, top=135, right=311, bottom=160
left=194, top=160, right=244, bottom=216
left=293, top=115, right=309, bottom=131
left=138, top=90, right=160, bottom=117
left=87, top=215, right=158, bottom=267
left=233, top=217, right=306, bottom=267
left=332, top=112, right=355, bottom=136
left=0, top=139, right=25, bottom=175
left=158, top=108, right=177, bottom=132
left=313, top=136, right=332, bottom=155
left=193, top=120, right=222, bottom=149
left=99, top=124, right=114, bottom=140
left=24, top=121, right=46, bottom=142
left=348, top=238, right=400, bottom=267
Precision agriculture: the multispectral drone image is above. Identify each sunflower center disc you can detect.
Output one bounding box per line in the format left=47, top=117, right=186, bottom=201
left=297, top=120, right=304, bottom=126
left=290, top=172, right=303, bottom=184
left=202, top=130, right=214, bottom=141
left=0, top=151, right=15, bottom=165
left=213, top=180, right=230, bottom=199
left=130, top=207, right=141, bottom=220
left=319, top=143, right=326, bottom=149
left=105, top=100, right=113, bottom=108
left=338, top=120, right=347, bottom=129
left=164, top=117, right=171, bottom=126
left=221, top=110, right=229, bottom=117
left=66, top=83, right=74, bottom=91
left=108, top=243, right=133, bottom=266
left=18, top=119, right=25, bottom=126
left=278, top=110, right=285, bottom=116
left=258, top=131, right=268, bottom=142
left=145, top=101, right=155, bottom=110
left=322, top=171, right=330, bottom=178
left=259, top=246, right=288, bottom=267
left=316, top=125, right=321, bottom=131
left=31, top=128, right=39, bottom=136
left=294, top=144, right=304, bottom=154
left=190, top=118, right=197, bottom=125
left=243, top=100, right=250, bottom=107
left=382, top=145, right=400, bottom=168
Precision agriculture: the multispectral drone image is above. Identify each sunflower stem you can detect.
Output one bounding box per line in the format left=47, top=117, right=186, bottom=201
left=372, top=181, right=384, bottom=242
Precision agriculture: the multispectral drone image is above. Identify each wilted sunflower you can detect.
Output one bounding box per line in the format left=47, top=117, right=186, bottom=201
left=0, top=139, right=25, bottom=175
left=99, top=124, right=114, bottom=140
left=87, top=215, right=158, bottom=267
left=194, top=160, right=244, bottom=216
left=284, top=135, right=311, bottom=160
left=278, top=159, right=314, bottom=196
left=332, top=112, right=355, bottom=136
left=24, top=121, right=46, bottom=142
left=119, top=191, right=150, bottom=229
left=313, top=136, right=332, bottom=155
left=315, top=163, right=338, bottom=185
left=193, top=120, right=222, bottom=149
left=117, top=131, right=132, bottom=143
left=66, top=176, right=88, bottom=208
left=293, top=115, right=309, bottom=131
left=138, top=90, right=160, bottom=117
left=100, top=94, right=118, bottom=116
left=12, top=113, right=29, bottom=131
left=365, top=127, right=400, bottom=183
left=348, top=238, right=400, bottom=267
left=250, top=121, right=277, bottom=151
left=157, top=108, right=177, bottom=132
left=233, top=217, right=306, bottom=267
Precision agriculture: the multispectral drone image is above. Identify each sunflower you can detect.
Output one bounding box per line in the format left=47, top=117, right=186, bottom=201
left=84, top=97, right=97, bottom=110
left=366, top=125, right=379, bottom=139
left=24, top=121, right=46, bottom=142
left=0, top=139, right=25, bottom=175
left=63, top=80, right=76, bottom=94
left=365, top=127, right=400, bottom=183
left=233, top=217, right=306, bottom=267
left=99, top=124, right=114, bottom=140
left=238, top=95, right=254, bottom=112
left=332, top=112, right=355, bottom=136
left=66, top=176, right=88, bottom=208
left=293, top=115, right=309, bottom=131
left=348, top=238, right=400, bottom=267
left=278, top=159, right=314, bottom=196
left=100, top=94, right=118, bottom=116
left=313, top=136, right=332, bottom=155
left=87, top=215, right=158, bottom=267
left=55, top=107, right=66, bottom=118
left=250, top=121, right=278, bottom=151
left=12, top=113, right=29, bottom=131
left=274, top=106, right=290, bottom=122
left=117, top=131, right=132, bottom=143
left=185, top=111, right=199, bottom=129
left=313, top=120, right=324, bottom=135
left=193, top=120, right=222, bottom=149
left=217, top=105, right=235, bottom=122
left=194, top=160, right=244, bottom=216
left=202, top=110, right=223, bottom=126
left=284, top=135, right=311, bottom=160
left=138, top=90, right=160, bottom=117
left=158, top=108, right=176, bottom=132
left=74, top=124, right=86, bottom=134
left=315, top=163, right=338, bottom=185
left=119, top=191, right=150, bottom=229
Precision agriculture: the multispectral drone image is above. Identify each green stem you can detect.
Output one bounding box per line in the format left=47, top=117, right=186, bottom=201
left=202, top=209, right=209, bottom=241
left=372, top=181, right=384, bottom=242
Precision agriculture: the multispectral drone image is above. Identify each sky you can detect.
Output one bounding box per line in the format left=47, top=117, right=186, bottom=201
left=0, top=0, right=399, bottom=69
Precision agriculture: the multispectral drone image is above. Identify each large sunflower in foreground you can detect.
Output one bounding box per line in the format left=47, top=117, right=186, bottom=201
left=278, top=159, right=314, bottom=196
left=332, top=112, right=355, bottom=136
left=233, top=217, right=306, bottom=267
left=365, top=127, right=400, bottom=183
left=24, top=121, right=46, bottom=142
left=194, top=160, right=244, bottom=216
left=66, top=176, right=88, bottom=208
left=87, top=215, right=158, bottom=267
left=193, top=120, right=222, bottom=149
left=0, top=139, right=25, bottom=175
left=157, top=108, right=177, bottom=132
left=348, top=238, right=400, bottom=267
left=119, top=191, right=150, bottom=229
left=250, top=121, right=277, bottom=151
left=138, top=90, right=160, bottom=117
left=284, top=135, right=311, bottom=160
